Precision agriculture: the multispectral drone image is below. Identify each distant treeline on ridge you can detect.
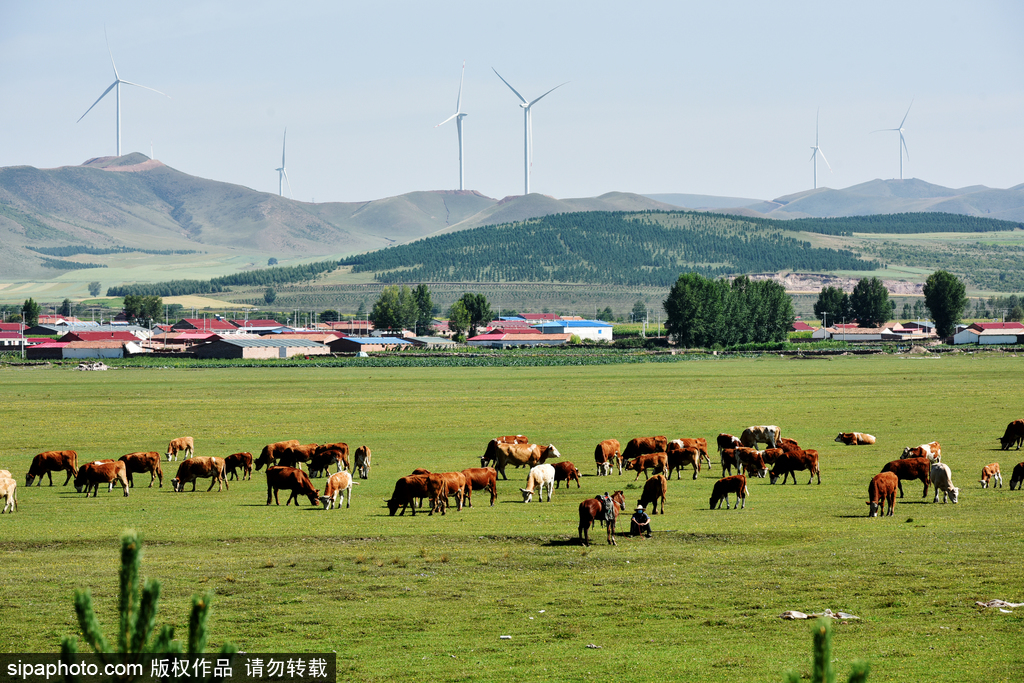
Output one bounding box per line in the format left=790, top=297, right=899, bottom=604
left=339, top=211, right=879, bottom=286
left=106, top=261, right=338, bottom=297
left=28, top=245, right=201, bottom=257
left=781, top=212, right=1024, bottom=235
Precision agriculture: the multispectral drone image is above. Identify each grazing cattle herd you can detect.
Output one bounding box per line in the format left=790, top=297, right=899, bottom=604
left=4, top=418, right=1022, bottom=545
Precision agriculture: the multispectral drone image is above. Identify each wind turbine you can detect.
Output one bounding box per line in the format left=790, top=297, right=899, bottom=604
left=873, top=100, right=913, bottom=180
left=809, top=108, right=832, bottom=190
left=276, top=128, right=292, bottom=198
left=77, top=30, right=169, bottom=157
left=435, top=61, right=468, bottom=191
left=492, top=68, right=567, bottom=196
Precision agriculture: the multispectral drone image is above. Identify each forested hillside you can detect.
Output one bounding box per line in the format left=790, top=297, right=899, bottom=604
left=780, top=212, right=1024, bottom=235
left=340, top=211, right=878, bottom=287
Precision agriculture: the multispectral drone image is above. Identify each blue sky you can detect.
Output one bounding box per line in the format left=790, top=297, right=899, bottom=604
left=2, top=1, right=1021, bottom=203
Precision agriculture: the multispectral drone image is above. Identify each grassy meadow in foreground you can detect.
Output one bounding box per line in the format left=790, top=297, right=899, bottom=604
left=0, top=355, right=1023, bottom=682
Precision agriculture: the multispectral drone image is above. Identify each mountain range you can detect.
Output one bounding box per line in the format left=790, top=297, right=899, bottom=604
left=1, top=154, right=1022, bottom=282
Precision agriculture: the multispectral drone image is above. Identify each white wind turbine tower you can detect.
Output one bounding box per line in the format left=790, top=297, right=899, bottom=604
left=77, top=31, right=169, bottom=157
left=809, top=108, right=832, bottom=190
left=873, top=100, right=913, bottom=180
left=492, top=68, right=567, bottom=196
left=276, top=128, right=293, bottom=198
left=435, top=61, right=468, bottom=191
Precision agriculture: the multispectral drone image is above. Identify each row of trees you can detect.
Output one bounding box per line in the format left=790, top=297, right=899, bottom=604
left=663, top=274, right=794, bottom=348
left=812, top=271, right=969, bottom=338
left=368, top=284, right=436, bottom=335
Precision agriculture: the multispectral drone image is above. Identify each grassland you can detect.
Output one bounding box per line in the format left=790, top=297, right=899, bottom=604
left=1, top=356, right=1023, bottom=681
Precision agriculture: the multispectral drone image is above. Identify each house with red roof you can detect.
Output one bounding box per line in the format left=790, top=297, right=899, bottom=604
left=953, top=322, right=1024, bottom=345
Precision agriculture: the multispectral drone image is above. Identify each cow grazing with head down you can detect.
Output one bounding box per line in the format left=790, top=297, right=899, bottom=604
left=578, top=491, right=624, bottom=546
left=740, top=426, right=780, bottom=450
left=254, top=440, right=301, bottom=471
left=594, top=439, right=622, bottom=476
left=638, top=474, right=667, bottom=514
left=979, top=463, right=1002, bottom=489
left=710, top=475, right=748, bottom=510
left=118, top=452, right=164, bottom=488
left=553, top=461, right=581, bottom=489
left=520, top=464, right=556, bottom=503
left=881, top=458, right=931, bottom=498
left=165, top=437, right=194, bottom=461
left=901, top=441, right=941, bottom=462
left=931, top=462, right=959, bottom=503
left=625, top=452, right=669, bottom=481
left=666, top=444, right=701, bottom=480
left=265, top=466, right=319, bottom=506
left=622, top=436, right=668, bottom=462
left=768, top=449, right=821, bottom=485
left=75, top=460, right=130, bottom=497
left=461, top=467, right=498, bottom=507
left=26, top=450, right=79, bottom=487
left=867, top=472, right=898, bottom=517
left=835, top=432, right=876, bottom=445
left=386, top=474, right=430, bottom=516
left=224, top=452, right=253, bottom=481
left=735, top=447, right=767, bottom=479
left=171, top=457, right=228, bottom=492
left=1010, top=463, right=1024, bottom=491
left=319, top=471, right=355, bottom=509
left=0, top=472, right=18, bottom=513
left=999, top=420, right=1024, bottom=450
left=354, top=446, right=372, bottom=479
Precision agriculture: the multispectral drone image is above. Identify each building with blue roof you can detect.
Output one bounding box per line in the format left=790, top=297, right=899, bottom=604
left=530, top=319, right=613, bottom=342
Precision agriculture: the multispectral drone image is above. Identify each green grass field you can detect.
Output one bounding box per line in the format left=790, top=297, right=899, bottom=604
left=1, top=356, right=1023, bottom=681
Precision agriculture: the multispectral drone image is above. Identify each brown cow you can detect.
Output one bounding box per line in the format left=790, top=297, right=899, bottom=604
left=25, top=450, right=79, bottom=487
left=276, top=443, right=319, bottom=470
left=308, top=448, right=346, bottom=478
left=594, top=439, right=622, bottom=476
left=265, top=465, right=319, bottom=506
left=666, top=444, right=701, bottom=480
left=710, top=475, right=748, bottom=510
left=224, top=452, right=253, bottom=481
left=1009, top=462, right=1024, bottom=491
left=496, top=435, right=529, bottom=445
left=386, top=474, right=431, bottom=516
left=867, top=472, right=898, bottom=517
left=835, top=432, right=876, bottom=445
left=760, top=448, right=784, bottom=465
left=171, top=457, right=228, bottom=492
left=74, top=460, right=129, bottom=497
left=622, top=436, right=668, bottom=462
left=316, top=443, right=350, bottom=471
left=485, top=441, right=561, bottom=480
left=461, top=467, right=498, bottom=507
left=901, top=441, right=941, bottom=461
left=778, top=437, right=802, bottom=453
left=118, top=451, right=164, bottom=488
left=625, top=452, right=669, bottom=481
left=717, top=433, right=741, bottom=453
left=165, top=436, right=194, bottom=461
left=578, top=491, right=625, bottom=546
left=553, top=461, right=581, bottom=489
left=354, top=446, right=372, bottom=479
left=426, top=473, right=455, bottom=515
left=638, top=474, right=667, bottom=514
left=720, top=448, right=741, bottom=477
left=735, top=447, right=767, bottom=479
left=980, top=463, right=1003, bottom=489
left=768, top=449, right=821, bottom=485
left=670, top=438, right=710, bottom=467
left=881, top=458, right=931, bottom=498
left=254, top=440, right=301, bottom=471
left=998, top=420, right=1024, bottom=450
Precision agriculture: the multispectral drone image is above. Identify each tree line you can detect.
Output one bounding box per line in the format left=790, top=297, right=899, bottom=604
left=106, top=261, right=339, bottom=297
left=782, top=212, right=1023, bottom=236
left=28, top=246, right=200, bottom=257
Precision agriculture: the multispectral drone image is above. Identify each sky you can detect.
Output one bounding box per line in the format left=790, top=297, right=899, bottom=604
left=2, top=1, right=1022, bottom=205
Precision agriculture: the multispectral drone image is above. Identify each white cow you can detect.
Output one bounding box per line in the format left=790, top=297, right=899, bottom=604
left=520, top=464, right=556, bottom=503
left=0, top=475, right=17, bottom=514
left=740, top=425, right=780, bottom=450
left=930, top=462, right=959, bottom=503
left=902, top=441, right=941, bottom=461
left=320, top=471, right=355, bottom=509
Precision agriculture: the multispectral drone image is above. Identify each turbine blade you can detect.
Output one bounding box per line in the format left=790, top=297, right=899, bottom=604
left=77, top=81, right=117, bottom=122
left=104, top=26, right=119, bottom=80
left=119, top=79, right=170, bottom=98
left=492, top=67, right=527, bottom=104
left=870, top=128, right=899, bottom=134
left=818, top=148, right=832, bottom=172
left=529, top=81, right=568, bottom=106
left=284, top=169, right=293, bottom=198
left=809, top=147, right=818, bottom=162
left=901, top=133, right=909, bottom=160
left=282, top=128, right=287, bottom=166
left=456, top=60, right=465, bottom=113
left=435, top=112, right=458, bottom=128
left=899, top=99, right=914, bottom=129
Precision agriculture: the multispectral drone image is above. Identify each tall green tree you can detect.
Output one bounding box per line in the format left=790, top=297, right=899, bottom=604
left=88, top=281, right=102, bottom=297
left=123, top=295, right=163, bottom=325
left=456, top=292, right=493, bottom=338
left=813, top=286, right=850, bottom=326
left=412, top=284, right=435, bottom=335
left=849, top=277, right=891, bottom=327
left=319, top=309, right=340, bottom=322
left=59, top=298, right=73, bottom=317
left=631, top=300, right=648, bottom=322
left=447, top=300, right=471, bottom=340
left=22, top=298, right=41, bottom=326
left=264, top=287, right=277, bottom=305
left=369, top=285, right=416, bottom=331
left=922, top=270, right=968, bottom=338
left=663, top=272, right=728, bottom=348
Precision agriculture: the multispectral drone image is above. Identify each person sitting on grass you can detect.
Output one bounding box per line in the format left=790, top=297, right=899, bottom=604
left=631, top=504, right=652, bottom=537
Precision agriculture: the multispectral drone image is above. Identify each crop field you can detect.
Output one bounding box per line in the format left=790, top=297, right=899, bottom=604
left=1, top=355, right=1023, bottom=682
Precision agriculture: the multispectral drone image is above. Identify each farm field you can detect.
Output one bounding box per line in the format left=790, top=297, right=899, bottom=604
left=1, top=356, right=1023, bottom=681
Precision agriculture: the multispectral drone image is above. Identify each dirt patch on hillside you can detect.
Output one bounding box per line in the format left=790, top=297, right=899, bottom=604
left=749, top=273, right=923, bottom=296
